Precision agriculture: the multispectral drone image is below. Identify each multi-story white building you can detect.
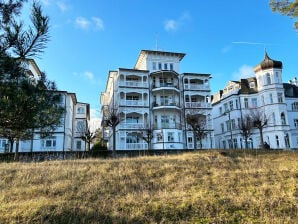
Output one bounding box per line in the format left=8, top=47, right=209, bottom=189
left=100, top=50, right=213, bottom=150
left=212, top=52, right=298, bottom=149
left=0, top=60, right=90, bottom=153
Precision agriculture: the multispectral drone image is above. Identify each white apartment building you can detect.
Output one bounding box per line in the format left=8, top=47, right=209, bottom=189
left=212, top=52, right=298, bottom=149
left=0, top=60, right=90, bottom=153
left=100, top=50, right=213, bottom=150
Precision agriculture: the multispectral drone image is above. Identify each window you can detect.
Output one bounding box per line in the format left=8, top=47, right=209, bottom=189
left=266, top=73, right=271, bottom=85
left=161, top=115, right=169, bottom=128
left=235, top=99, right=239, bottom=109
left=292, top=102, right=298, bottom=111
left=226, top=120, right=231, bottom=131
left=229, top=100, right=234, bottom=111
left=224, top=103, right=228, bottom=112
left=188, top=137, right=192, bottom=143
left=275, top=72, right=280, bottom=83
left=278, top=93, right=283, bottom=103
left=244, top=98, right=248, bottom=108
left=219, top=107, right=223, bottom=115
left=233, top=139, right=238, bottom=149
left=249, top=82, right=255, bottom=88
left=231, top=119, right=236, bottom=129
left=164, top=63, right=168, bottom=70
left=270, top=93, right=273, bottom=104
left=168, top=132, right=174, bottom=142
left=76, top=140, right=82, bottom=150
left=42, top=137, right=56, bottom=149
left=152, top=62, right=156, bottom=70
left=126, top=116, right=139, bottom=123
left=157, top=133, right=163, bottom=142
left=272, top=112, right=276, bottom=125
left=276, top=135, right=279, bottom=148
left=251, top=98, right=257, bottom=108
left=158, top=63, right=162, bottom=70
left=77, top=107, right=85, bottom=114
left=261, top=95, right=265, bottom=105
left=170, top=63, right=174, bottom=70
left=221, top=123, right=224, bottom=133
left=294, top=119, right=298, bottom=128
left=281, top=113, right=286, bottom=125
left=126, top=135, right=138, bottom=143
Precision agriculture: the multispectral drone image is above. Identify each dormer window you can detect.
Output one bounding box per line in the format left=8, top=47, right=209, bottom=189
left=164, top=63, right=168, bottom=70
left=249, top=82, right=255, bottom=88
left=77, top=107, right=85, bottom=114
left=170, top=63, right=173, bottom=70
left=158, top=63, right=162, bottom=70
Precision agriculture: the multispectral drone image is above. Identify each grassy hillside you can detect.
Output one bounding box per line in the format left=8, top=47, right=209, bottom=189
left=0, top=150, right=297, bottom=223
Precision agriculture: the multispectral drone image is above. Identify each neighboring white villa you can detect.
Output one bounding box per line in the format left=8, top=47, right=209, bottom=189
left=100, top=50, right=214, bottom=150
left=212, top=52, right=298, bottom=149
left=0, top=60, right=90, bottom=153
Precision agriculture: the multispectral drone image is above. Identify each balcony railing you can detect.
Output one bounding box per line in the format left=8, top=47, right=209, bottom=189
left=185, top=102, right=211, bottom=108
left=118, top=123, right=144, bottom=129
left=152, top=83, right=179, bottom=89
left=118, top=143, right=148, bottom=150
left=152, top=101, right=180, bottom=108
left=184, top=84, right=210, bottom=91
left=153, top=123, right=182, bottom=129
left=118, top=81, right=148, bottom=88
left=119, top=100, right=148, bottom=107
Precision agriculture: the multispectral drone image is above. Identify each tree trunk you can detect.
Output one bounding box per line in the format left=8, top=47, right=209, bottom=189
left=244, top=137, right=248, bottom=149
left=14, top=139, right=19, bottom=161
left=112, top=126, right=116, bottom=157
left=193, top=130, right=197, bottom=150
left=9, top=139, right=14, bottom=153
left=259, top=127, right=264, bottom=149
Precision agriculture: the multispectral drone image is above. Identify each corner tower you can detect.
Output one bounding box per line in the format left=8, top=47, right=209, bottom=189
left=254, top=52, right=283, bottom=91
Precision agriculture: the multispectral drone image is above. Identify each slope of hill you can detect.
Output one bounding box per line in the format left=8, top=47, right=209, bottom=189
left=0, top=150, right=297, bottom=223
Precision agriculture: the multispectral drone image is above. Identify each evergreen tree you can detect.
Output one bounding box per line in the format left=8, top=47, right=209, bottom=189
left=0, top=1, right=64, bottom=159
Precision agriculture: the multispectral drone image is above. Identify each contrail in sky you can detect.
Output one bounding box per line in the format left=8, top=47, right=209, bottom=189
left=232, top=41, right=274, bottom=46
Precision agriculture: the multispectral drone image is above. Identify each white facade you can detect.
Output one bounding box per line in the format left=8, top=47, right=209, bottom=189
left=212, top=53, right=297, bottom=149
left=101, top=50, right=213, bottom=150
left=0, top=60, right=90, bottom=153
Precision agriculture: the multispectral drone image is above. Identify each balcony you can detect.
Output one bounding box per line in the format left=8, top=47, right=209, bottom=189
left=152, top=83, right=179, bottom=92
left=118, top=143, right=148, bottom=150
left=118, top=81, right=148, bottom=88
left=185, top=102, right=211, bottom=108
left=118, top=123, right=144, bottom=129
left=184, top=84, right=210, bottom=91
left=119, top=100, right=148, bottom=107
left=153, top=123, right=182, bottom=129
left=152, top=101, right=181, bottom=110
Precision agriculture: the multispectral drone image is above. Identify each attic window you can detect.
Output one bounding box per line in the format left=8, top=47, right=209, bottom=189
left=249, top=82, right=255, bottom=88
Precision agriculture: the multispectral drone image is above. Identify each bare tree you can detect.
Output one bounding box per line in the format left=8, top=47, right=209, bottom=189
left=250, top=108, right=269, bottom=149
left=186, top=113, right=207, bottom=149
left=137, top=126, right=154, bottom=151
left=102, top=109, right=120, bottom=157
left=76, top=121, right=95, bottom=151
left=238, top=114, right=253, bottom=149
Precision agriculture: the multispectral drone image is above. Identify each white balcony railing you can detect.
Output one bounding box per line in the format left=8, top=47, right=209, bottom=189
left=185, top=102, right=211, bottom=108
left=118, top=81, right=148, bottom=88
left=118, top=143, right=147, bottom=150
left=118, top=123, right=144, bottom=129
left=184, top=84, right=210, bottom=91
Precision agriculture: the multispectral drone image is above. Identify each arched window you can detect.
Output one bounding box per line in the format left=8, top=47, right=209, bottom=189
left=266, top=73, right=271, bottom=85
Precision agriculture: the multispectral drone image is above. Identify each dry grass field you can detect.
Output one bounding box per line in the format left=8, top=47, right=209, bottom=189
left=0, top=150, right=297, bottom=223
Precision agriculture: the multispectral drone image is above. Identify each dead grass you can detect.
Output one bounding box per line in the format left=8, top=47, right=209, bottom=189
left=0, top=150, right=297, bottom=223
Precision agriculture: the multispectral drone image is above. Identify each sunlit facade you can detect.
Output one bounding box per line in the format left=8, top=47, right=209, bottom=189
left=100, top=50, right=213, bottom=150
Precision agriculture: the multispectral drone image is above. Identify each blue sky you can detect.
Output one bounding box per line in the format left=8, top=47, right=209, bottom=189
left=28, top=0, right=298, bottom=120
